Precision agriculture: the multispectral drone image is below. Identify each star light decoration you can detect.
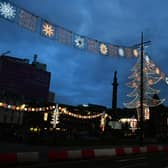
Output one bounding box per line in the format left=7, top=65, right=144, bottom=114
left=74, top=36, right=85, bottom=49
left=133, top=49, right=139, bottom=57
left=0, top=2, right=16, bottom=20
left=100, top=43, right=108, bottom=55
left=42, top=22, right=55, bottom=37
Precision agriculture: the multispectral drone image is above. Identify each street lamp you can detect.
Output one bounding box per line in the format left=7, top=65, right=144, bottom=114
left=133, top=32, right=151, bottom=146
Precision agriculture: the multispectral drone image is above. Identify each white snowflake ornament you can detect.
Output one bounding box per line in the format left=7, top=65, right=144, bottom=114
left=165, top=77, right=168, bottom=85
left=118, top=47, right=124, bottom=57
left=100, top=43, right=108, bottom=55
left=74, top=36, right=85, bottom=48
left=0, top=2, right=16, bottom=20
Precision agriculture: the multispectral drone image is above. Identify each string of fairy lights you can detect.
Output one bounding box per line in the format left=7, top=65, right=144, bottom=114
left=0, top=100, right=104, bottom=119
left=59, top=106, right=104, bottom=119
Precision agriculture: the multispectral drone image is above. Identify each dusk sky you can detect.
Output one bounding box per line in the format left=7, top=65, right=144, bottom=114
left=0, top=0, right=168, bottom=108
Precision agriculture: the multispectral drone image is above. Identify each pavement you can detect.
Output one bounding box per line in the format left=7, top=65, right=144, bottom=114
left=0, top=143, right=168, bottom=165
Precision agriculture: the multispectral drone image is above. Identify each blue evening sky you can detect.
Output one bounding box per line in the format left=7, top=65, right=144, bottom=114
left=0, top=0, right=168, bottom=108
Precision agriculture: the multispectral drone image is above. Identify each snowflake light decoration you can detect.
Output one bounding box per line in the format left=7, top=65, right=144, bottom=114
left=74, top=36, right=85, bottom=48
left=0, top=2, right=16, bottom=20
left=165, top=77, right=168, bottom=85
left=133, top=49, right=139, bottom=57
left=42, top=22, right=55, bottom=37
left=100, top=43, right=108, bottom=55
left=118, top=47, right=124, bottom=57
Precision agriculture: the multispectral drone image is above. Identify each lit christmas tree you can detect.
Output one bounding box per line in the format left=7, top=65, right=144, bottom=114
left=50, top=104, right=60, bottom=128
left=124, top=54, right=165, bottom=121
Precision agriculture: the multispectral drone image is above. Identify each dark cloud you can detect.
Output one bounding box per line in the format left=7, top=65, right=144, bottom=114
left=0, top=0, right=168, bottom=107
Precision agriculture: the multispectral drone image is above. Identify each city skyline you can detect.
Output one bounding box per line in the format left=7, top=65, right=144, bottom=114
left=0, top=0, right=168, bottom=108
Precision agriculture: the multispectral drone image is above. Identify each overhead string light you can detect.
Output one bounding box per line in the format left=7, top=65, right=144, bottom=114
left=59, top=106, right=105, bottom=119
left=0, top=0, right=138, bottom=58
left=0, top=101, right=105, bottom=120
left=0, top=101, right=56, bottom=112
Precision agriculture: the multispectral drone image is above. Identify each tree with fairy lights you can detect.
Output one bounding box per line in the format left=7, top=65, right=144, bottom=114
left=124, top=54, right=165, bottom=121
left=50, top=104, right=60, bottom=129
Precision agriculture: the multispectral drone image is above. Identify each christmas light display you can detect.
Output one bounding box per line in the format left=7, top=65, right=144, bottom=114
left=43, top=112, right=48, bottom=121
left=60, top=107, right=104, bottom=119
left=50, top=104, right=60, bottom=128
left=99, top=43, right=108, bottom=55
left=0, top=0, right=138, bottom=58
left=125, top=48, right=133, bottom=58
left=118, top=47, right=125, bottom=57
left=57, top=27, right=72, bottom=45
left=165, top=77, right=168, bottom=85
left=0, top=1, right=16, bottom=20
left=108, top=44, right=118, bottom=57
left=87, top=38, right=99, bottom=54
left=18, top=9, right=37, bottom=32
left=100, top=112, right=108, bottom=132
left=0, top=101, right=56, bottom=112
left=0, top=100, right=105, bottom=122
left=124, top=54, right=165, bottom=120
left=42, top=21, right=55, bottom=37
left=74, top=35, right=85, bottom=49
left=133, top=49, right=139, bottom=57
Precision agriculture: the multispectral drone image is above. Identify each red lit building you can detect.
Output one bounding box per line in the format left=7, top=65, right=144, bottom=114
left=0, top=55, right=51, bottom=103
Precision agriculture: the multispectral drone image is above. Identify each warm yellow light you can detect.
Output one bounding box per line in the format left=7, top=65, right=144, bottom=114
left=34, top=128, right=38, bottom=132
left=144, top=107, right=150, bottom=120
left=155, top=68, right=160, bottom=74
left=119, top=118, right=129, bottom=123
left=16, top=106, right=20, bottom=110
left=100, top=43, right=108, bottom=55
left=133, top=49, right=139, bottom=57
left=20, top=104, right=26, bottom=110
left=30, top=128, right=33, bottom=131
left=0, top=102, right=3, bottom=106
left=43, top=113, right=48, bottom=121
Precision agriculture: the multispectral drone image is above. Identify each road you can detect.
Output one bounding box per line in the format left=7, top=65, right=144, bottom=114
left=6, top=152, right=168, bottom=168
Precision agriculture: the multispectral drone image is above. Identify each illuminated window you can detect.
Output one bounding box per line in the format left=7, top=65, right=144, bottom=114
left=43, top=113, right=48, bottom=121
left=144, top=107, right=150, bottom=120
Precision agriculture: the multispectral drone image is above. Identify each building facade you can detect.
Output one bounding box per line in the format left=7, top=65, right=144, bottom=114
left=0, top=55, right=51, bottom=103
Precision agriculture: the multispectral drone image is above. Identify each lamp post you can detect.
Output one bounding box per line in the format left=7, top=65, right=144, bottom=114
left=140, top=32, right=144, bottom=146
left=133, top=33, right=151, bottom=146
